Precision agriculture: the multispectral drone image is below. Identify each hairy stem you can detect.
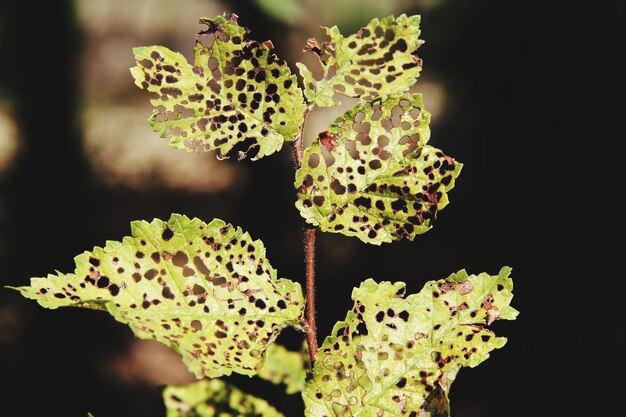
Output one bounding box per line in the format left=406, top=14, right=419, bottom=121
left=304, top=227, right=318, bottom=363
left=292, top=105, right=318, bottom=364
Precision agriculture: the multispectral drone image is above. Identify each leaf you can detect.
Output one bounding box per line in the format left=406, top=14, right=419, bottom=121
left=295, top=93, right=462, bottom=245
left=130, top=15, right=305, bottom=161
left=164, top=379, right=284, bottom=417
left=258, top=342, right=309, bottom=394
left=13, top=214, right=304, bottom=378
left=302, top=267, right=518, bottom=417
left=297, top=14, right=423, bottom=107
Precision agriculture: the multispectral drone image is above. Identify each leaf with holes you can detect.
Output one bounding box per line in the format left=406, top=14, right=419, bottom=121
left=303, top=267, right=518, bottom=417
left=12, top=214, right=304, bottom=378
left=297, top=14, right=423, bottom=107
left=130, top=15, right=305, bottom=160
left=295, top=93, right=461, bottom=245
left=258, top=342, right=309, bottom=394
left=164, top=379, right=284, bottom=417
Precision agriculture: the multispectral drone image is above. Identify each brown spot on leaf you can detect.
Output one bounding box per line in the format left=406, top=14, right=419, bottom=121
left=319, top=131, right=338, bottom=152
left=458, top=280, right=473, bottom=295
left=172, top=251, right=189, bottom=267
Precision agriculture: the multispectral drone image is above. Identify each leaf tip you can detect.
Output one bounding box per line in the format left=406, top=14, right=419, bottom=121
left=446, top=269, right=469, bottom=282
left=131, top=45, right=145, bottom=57
left=498, top=265, right=513, bottom=278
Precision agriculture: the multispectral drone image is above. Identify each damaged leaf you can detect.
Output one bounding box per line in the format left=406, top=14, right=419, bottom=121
left=131, top=15, right=305, bottom=160
left=295, top=93, right=462, bottom=245
left=164, top=379, right=284, bottom=417
left=297, top=14, right=423, bottom=107
left=13, top=214, right=304, bottom=378
left=303, top=267, right=518, bottom=417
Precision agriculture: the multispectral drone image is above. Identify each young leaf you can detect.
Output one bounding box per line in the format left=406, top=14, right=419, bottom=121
left=302, top=267, right=518, bottom=417
left=130, top=15, right=305, bottom=161
left=297, top=14, right=423, bottom=107
left=164, top=379, right=284, bottom=417
left=295, top=93, right=462, bottom=245
left=13, top=214, right=304, bottom=378
left=258, top=342, right=309, bottom=394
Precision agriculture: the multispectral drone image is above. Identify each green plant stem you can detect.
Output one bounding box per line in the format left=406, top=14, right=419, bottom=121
left=292, top=105, right=318, bottom=364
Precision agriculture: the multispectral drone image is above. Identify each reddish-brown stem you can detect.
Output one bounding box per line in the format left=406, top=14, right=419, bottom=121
left=304, top=227, right=318, bottom=363
left=292, top=105, right=318, bottom=365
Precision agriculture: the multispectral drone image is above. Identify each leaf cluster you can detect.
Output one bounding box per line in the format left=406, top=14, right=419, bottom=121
left=11, top=13, right=517, bottom=417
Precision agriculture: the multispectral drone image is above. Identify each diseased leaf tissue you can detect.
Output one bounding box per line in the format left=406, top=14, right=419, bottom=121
left=13, top=12, right=516, bottom=417
left=303, top=268, right=518, bottom=417
left=295, top=93, right=462, bottom=245
left=131, top=15, right=305, bottom=160
left=131, top=13, right=461, bottom=244
left=15, top=214, right=304, bottom=378
left=297, top=14, right=424, bottom=107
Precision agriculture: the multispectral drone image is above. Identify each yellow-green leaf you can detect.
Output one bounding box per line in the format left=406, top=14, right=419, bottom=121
left=297, top=14, right=423, bottom=107
left=295, top=93, right=461, bottom=245
left=130, top=15, right=305, bottom=160
left=13, top=214, right=304, bottom=378
left=303, top=267, right=518, bottom=417
left=164, top=379, right=283, bottom=417
left=258, top=342, right=309, bottom=394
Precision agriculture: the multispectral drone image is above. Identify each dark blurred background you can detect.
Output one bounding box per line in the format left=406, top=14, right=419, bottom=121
left=0, top=0, right=623, bottom=416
